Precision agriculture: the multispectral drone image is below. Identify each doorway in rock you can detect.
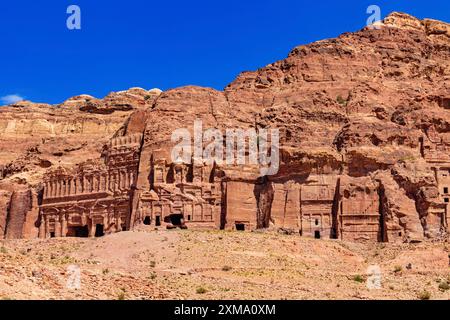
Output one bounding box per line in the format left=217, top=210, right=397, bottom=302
left=235, top=223, right=245, bottom=231
left=143, top=216, right=151, bottom=225
left=95, top=224, right=104, bottom=237
left=50, top=232, right=55, bottom=238
left=169, top=214, right=184, bottom=226
left=314, top=230, right=321, bottom=239
left=155, top=216, right=161, bottom=226
left=68, top=226, right=89, bottom=237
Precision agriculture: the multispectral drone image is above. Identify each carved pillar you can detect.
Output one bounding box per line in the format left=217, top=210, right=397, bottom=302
left=97, top=174, right=101, bottom=191
left=98, top=175, right=102, bottom=192
left=107, top=173, right=111, bottom=191
left=55, top=180, right=60, bottom=198
left=46, top=182, right=50, bottom=198
left=107, top=207, right=113, bottom=231
left=125, top=170, right=129, bottom=188
left=62, top=179, right=67, bottom=197
left=99, top=174, right=104, bottom=191
left=54, top=181, right=58, bottom=198
left=65, top=179, right=69, bottom=196
left=116, top=214, right=122, bottom=232
left=60, top=179, right=64, bottom=197
left=151, top=202, right=154, bottom=223
left=62, top=179, right=66, bottom=197
left=63, top=179, right=67, bottom=196
left=61, top=214, right=67, bottom=237
left=103, top=212, right=108, bottom=228
left=83, top=176, right=88, bottom=193
left=51, top=181, right=56, bottom=198
left=59, top=180, right=64, bottom=197
left=66, top=179, right=70, bottom=196
left=93, top=174, right=98, bottom=192
left=72, top=178, right=77, bottom=195
left=91, top=175, right=96, bottom=192
left=128, top=170, right=133, bottom=187
left=88, top=218, right=96, bottom=238
left=54, top=180, right=58, bottom=198
left=88, top=176, right=93, bottom=193
left=44, top=216, right=49, bottom=238
left=75, top=177, right=79, bottom=194
left=38, top=215, right=45, bottom=238
left=55, top=215, right=62, bottom=237
left=119, top=170, right=123, bottom=189
left=113, top=172, right=118, bottom=191
left=101, top=174, right=107, bottom=191
left=78, top=176, right=83, bottom=194
left=130, top=171, right=136, bottom=187
left=97, top=174, right=101, bottom=192
left=54, top=180, right=59, bottom=197
left=91, top=175, right=95, bottom=192
left=87, top=175, right=91, bottom=193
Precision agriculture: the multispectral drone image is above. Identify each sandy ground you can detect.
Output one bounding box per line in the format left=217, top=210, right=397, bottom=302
left=0, top=228, right=449, bottom=300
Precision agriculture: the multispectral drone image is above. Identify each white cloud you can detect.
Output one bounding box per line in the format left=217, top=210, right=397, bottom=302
left=0, top=94, right=25, bottom=105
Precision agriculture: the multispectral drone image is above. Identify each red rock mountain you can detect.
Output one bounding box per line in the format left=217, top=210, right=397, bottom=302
left=0, top=12, right=448, bottom=243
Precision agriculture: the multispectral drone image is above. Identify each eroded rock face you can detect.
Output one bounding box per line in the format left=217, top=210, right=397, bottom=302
left=0, top=12, right=449, bottom=242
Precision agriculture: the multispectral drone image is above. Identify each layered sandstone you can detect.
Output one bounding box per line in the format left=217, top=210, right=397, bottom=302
left=0, top=12, right=449, bottom=242
left=0, top=88, right=159, bottom=238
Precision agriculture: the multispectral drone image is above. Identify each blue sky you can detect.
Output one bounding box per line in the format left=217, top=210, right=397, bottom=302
left=0, top=0, right=449, bottom=104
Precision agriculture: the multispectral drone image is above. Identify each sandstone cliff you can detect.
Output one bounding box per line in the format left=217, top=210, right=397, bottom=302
left=1, top=12, right=449, bottom=242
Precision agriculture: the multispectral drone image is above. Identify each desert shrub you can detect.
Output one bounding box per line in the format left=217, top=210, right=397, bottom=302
left=438, top=281, right=450, bottom=291
left=418, top=290, right=431, bottom=300
left=117, top=291, right=126, bottom=300
left=336, top=95, right=348, bottom=105
left=353, top=275, right=364, bottom=283
left=196, top=287, right=207, bottom=294
left=222, top=265, right=232, bottom=272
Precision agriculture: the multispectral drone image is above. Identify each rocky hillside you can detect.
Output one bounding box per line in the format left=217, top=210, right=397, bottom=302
left=0, top=12, right=449, bottom=242
left=0, top=229, right=448, bottom=300
left=0, top=87, right=161, bottom=237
